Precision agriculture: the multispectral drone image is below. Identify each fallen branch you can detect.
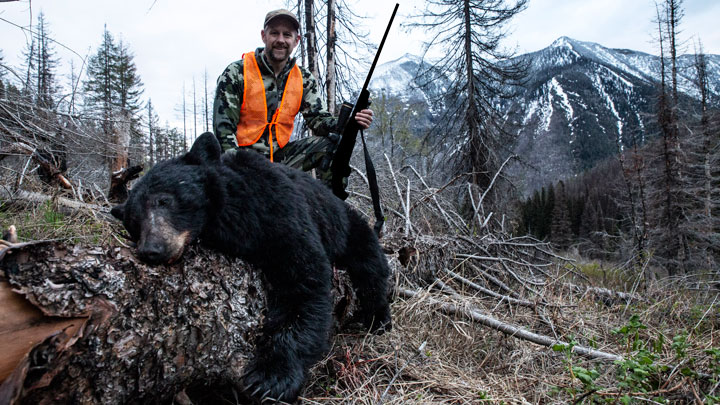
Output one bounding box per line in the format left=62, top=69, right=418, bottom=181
left=443, top=269, right=539, bottom=308
left=560, top=282, right=646, bottom=304
left=383, top=154, right=413, bottom=236
left=407, top=166, right=461, bottom=230
left=0, top=187, right=106, bottom=213
left=395, top=287, right=623, bottom=363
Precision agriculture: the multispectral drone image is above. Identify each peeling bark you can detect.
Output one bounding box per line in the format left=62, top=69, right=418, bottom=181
left=0, top=242, right=362, bottom=404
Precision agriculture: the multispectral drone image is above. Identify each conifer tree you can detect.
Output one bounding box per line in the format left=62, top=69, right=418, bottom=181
left=650, top=0, right=689, bottom=274
left=545, top=185, right=554, bottom=239
left=684, top=43, right=719, bottom=269
left=115, top=39, right=144, bottom=164
left=147, top=99, right=159, bottom=166
left=84, top=26, right=120, bottom=137
left=84, top=26, right=144, bottom=174
left=410, top=0, right=528, bottom=206
left=115, top=39, right=144, bottom=133
left=551, top=181, right=572, bottom=250
left=21, top=12, right=59, bottom=108
left=21, top=36, right=36, bottom=99
left=34, top=12, right=58, bottom=109
left=166, top=127, right=184, bottom=158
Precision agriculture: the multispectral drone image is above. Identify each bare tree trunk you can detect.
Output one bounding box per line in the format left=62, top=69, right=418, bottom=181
left=192, top=77, right=197, bottom=143
left=462, top=0, right=481, bottom=188
left=147, top=102, right=155, bottom=167
left=0, top=241, right=360, bottom=404
left=109, top=111, right=130, bottom=174
left=107, top=111, right=131, bottom=201
left=666, top=0, right=681, bottom=105
left=326, top=0, right=337, bottom=114
left=655, top=0, right=686, bottom=275
left=297, top=0, right=306, bottom=68
left=203, top=68, right=210, bottom=133
left=304, top=0, right=319, bottom=80
left=182, top=82, right=188, bottom=153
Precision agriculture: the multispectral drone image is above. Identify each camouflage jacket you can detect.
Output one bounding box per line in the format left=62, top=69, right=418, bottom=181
left=213, top=47, right=337, bottom=154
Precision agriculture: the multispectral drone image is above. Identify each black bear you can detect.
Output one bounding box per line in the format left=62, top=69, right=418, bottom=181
left=111, top=132, right=392, bottom=403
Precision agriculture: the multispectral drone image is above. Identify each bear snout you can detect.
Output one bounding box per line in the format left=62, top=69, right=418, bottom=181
left=137, top=240, right=170, bottom=264
left=136, top=214, right=192, bottom=265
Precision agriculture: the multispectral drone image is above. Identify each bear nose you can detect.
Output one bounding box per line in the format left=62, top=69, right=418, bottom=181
left=138, top=242, right=166, bottom=264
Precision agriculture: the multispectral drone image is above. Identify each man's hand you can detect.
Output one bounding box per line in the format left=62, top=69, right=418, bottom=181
left=355, top=109, right=374, bottom=129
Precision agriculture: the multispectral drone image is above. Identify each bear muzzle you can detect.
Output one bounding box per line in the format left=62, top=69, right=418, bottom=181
left=137, top=214, right=192, bottom=265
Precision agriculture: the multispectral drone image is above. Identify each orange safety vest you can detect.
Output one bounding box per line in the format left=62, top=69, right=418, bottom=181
left=236, top=51, right=304, bottom=161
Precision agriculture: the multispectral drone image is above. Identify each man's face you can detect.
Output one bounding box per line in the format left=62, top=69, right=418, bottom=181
left=261, top=19, right=300, bottom=65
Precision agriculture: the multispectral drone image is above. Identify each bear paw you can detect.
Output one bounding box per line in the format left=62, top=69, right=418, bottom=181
left=364, top=304, right=392, bottom=335
left=242, top=356, right=305, bottom=403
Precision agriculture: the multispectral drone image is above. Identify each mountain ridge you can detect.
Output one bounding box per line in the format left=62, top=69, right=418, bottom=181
left=369, top=36, right=720, bottom=194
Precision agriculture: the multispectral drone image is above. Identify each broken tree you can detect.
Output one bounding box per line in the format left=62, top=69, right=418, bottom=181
left=0, top=241, right=360, bottom=404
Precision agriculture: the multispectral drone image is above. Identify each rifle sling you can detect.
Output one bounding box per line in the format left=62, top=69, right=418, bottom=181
left=360, top=130, right=384, bottom=236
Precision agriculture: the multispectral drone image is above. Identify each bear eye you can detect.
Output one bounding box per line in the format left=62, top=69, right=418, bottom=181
left=154, top=195, right=173, bottom=208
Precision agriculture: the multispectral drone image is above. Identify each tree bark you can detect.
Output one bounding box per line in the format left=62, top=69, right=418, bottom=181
left=304, top=0, right=319, bottom=80
left=0, top=241, right=360, bottom=404
left=325, top=0, right=337, bottom=114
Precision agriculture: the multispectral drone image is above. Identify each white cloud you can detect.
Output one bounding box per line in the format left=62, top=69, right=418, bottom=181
left=0, top=0, right=717, bottom=131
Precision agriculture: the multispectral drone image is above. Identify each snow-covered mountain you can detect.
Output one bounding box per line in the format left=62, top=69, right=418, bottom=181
left=371, top=53, right=450, bottom=114
left=510, top=37, right=720, bottom=192
left=369, top=37, right=720, bottom=193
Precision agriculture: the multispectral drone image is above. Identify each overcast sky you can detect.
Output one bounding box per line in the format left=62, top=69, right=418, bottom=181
left=1, top=0, right=718, bottom=130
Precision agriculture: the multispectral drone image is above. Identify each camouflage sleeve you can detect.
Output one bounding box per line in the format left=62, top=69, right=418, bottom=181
left=299, top=67, right=337, bottom=137
left=213, top=61, right=244, bottom=152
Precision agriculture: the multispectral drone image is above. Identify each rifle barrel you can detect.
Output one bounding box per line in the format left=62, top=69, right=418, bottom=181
left=361, top=3, right=400, bottom=91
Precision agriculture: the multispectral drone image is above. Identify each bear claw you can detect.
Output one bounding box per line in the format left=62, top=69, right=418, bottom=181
left=243, top=357, right=304, bottom=404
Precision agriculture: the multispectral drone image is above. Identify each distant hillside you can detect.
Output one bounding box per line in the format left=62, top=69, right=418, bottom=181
left=369, top=37, right=720, bottom=194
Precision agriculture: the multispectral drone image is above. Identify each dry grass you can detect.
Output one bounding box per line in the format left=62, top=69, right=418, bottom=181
left=0, top=154, right=123, bottom=244
left=0, top=198, right=118, bottom=245
left=299, top=250, right=720, bottom=404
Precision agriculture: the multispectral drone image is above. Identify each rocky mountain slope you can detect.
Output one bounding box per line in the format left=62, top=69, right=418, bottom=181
left=370, top=37, right=720, bottom=194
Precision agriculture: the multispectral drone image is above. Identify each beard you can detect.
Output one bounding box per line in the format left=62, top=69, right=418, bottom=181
left=267, top=44, right=290, bottom=63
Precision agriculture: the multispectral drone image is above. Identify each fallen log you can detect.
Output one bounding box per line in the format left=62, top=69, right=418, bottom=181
left=0, top=241, right=360, bottom=404
left=0, top=188, right=106, bottom=214
left=559, top=282, right=646, bottom=305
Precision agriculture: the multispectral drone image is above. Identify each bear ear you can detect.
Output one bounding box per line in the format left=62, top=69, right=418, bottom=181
left=110, top=203, right=125, bottom=220
left=184, top=132, right=222, bottom=165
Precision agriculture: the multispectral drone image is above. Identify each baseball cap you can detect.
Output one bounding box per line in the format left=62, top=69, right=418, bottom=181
left=264, top=9, right=300, bottom=31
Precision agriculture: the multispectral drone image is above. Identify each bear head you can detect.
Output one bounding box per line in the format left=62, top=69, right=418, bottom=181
left=111, top=133, right=223, bottom=265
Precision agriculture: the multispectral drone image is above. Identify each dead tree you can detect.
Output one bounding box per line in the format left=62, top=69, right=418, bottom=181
left=0, top=241, right=361, bottom=404
left=108, top=165, right=143, bottom=203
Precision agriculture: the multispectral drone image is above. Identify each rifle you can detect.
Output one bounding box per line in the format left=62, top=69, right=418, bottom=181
left=330, top=3, right=399, bottom=236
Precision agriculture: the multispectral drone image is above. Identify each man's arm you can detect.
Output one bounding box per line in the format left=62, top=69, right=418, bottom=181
left=213, top=62, right=244, bottom=152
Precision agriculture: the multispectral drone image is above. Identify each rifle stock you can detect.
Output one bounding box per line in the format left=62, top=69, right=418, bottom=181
left=330, top=89, right=370, bottom=199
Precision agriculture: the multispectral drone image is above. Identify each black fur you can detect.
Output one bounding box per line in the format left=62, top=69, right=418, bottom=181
left=112, top=133, right=392, bottom=403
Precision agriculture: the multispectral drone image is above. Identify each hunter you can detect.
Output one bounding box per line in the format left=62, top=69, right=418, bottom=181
left=213, top=8, right=374, bottom=185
